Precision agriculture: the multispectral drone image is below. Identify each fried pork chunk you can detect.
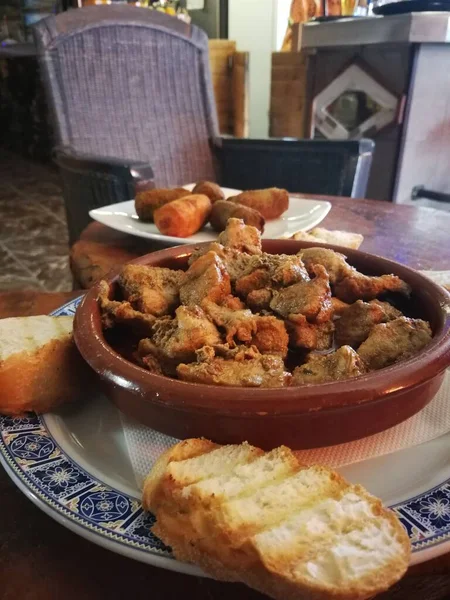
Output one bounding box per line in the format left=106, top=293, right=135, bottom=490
left=217, top=218, right=262, bottom=255
left=118, top=264, right=183, bottom=317
left=202, top=298, right=256, bottom=345
left=335, top=274, right=411, bottom=304
left=180, top=251, right=231, bottom=307
left=286, top=317, right=335, bottom=351
left=177, top=345, right=290, bottom=387
left=250, top=316, right=289, bottom=357
left=357, top=317, right=432, bottom=370
left=138, top=305, right=221, bottom=374
left=235, top=253, right=309, bottom=300
left=97, top=280, right=155, bottom=335
left=335, top=300, right=402, bottom=348
left=299, top=247, right=411, bottom=303
left=269, top=265, right=332, bottom=324
left=292, top=346, right=367, bottom=385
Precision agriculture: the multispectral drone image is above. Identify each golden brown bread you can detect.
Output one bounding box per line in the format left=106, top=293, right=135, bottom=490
left=143, top=439, right=411, bottom=600
left=0, top=316, right=93, bottom=415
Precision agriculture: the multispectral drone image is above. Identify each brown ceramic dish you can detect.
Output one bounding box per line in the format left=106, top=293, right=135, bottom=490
left=74, top=240, right=450, bottom=450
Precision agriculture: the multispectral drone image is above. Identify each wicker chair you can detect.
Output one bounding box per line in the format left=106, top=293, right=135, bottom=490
left=34, top=6, right=374, bottom=244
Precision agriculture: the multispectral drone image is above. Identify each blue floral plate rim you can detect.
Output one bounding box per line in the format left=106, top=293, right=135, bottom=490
left=0, top=296, right=450, bottom=570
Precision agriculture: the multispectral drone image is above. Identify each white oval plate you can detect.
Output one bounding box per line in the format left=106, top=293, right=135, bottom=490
left=1, top=296, right=450, bottom=573
left=89, top=185, right=332, bottom=245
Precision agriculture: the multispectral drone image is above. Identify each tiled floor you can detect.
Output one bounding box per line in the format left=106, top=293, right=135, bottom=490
left=0, top=149, right=72, bottom=292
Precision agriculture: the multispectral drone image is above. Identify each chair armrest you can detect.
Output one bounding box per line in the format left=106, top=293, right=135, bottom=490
left=213, top=137, right=374, bottom=198
left=53, top=147, right=155, bottom=244
left=54, top=147, right=155, bottom=192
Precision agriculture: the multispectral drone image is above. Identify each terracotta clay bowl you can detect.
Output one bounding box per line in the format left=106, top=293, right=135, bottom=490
left=74, top=240, right=450, bottom=450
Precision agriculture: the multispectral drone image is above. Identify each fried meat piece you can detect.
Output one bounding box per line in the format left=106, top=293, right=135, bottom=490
left=247, top=288, right=274, bottom=312
left=357, top=317, right=432, bottom=370
left=286, top=317, right=335, bottom=351
left=299, top=247, right=411, bottom=303
left=300, top=247, right=353, bottom=284
left=188, top=243, right=255, bottom=283
left=202, top=298, right=257, bottom=345
left=269, top=265, right=332, bottom=324
left=138, top=306, right=221, bottom=374
left=217, top=218, right=262, bottom=255
left=97, top=280, right=155, bottom=335
left=250, top=316, right=289, bottom=357
left=177, top=345, right=290, bottom=387
left=180, top=251, right=231, bottom=307
left=235, top=253, right=309, bottom=299
left=292, top=346, right=367, bottom=385
left=118, top=264, right=183, bottom=317
left=334, top=274, right=411, bottom=303
left=335, top=300, right=402, bottom=348
left=331, top=297, right=350, bottom=317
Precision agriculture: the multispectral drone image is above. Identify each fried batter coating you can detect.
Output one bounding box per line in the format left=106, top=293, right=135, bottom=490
left=118, top=264, right=183, bottom=317
left=335, top=300, right=402, bottom=348
left=251, top=316, right=289, bottom=357
left=247, top=288, right=273, bottom=312
left=210, top=200, right=265, bottom=233
left=201, top=298, right=257, bottom=345
left=192, top=181, right=225, bottom=203
left=300, top=247, right=352, bottom=284
left=232, top=188, right=289, bottom=220
left=154, top=194, right=211, bottom=238
left=180, top=251, right=231, bottom=307
left=177, top=345, right=290, bottom=387
left=98, top=280, right=155, bottom=335
left=292, top=346, right=367, bottom=385
left=286, top=317, right=335, bottom=351
left=331, top=297, right=350, bottom=317
left=270, top=265, right=332, bottom=323
left=217, top=218, right=262, bottom=255
left=334, top=274, right=411, bottom=303
left=235, top=253, right=309, bottom=299
left=138, top=305, right=221, bottom=375
left=188, top=242, right=255, bottom=283
left=299, top=247, right=411, bottom=302
left=357, top=317, right=432, bottom=370
left=135, top=187, right=188, bottom=222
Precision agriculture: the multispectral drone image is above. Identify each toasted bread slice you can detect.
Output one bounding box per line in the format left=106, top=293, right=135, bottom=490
left=144, top=439, right=410, bottom=600
left=293, top=228, right=364, bottom=249
left=0, top=316, right=91, bottom=416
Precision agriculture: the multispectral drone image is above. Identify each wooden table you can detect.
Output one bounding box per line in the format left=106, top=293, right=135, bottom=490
left=2, top=196, right=450, bottom=600
left=70, top=195, right=450, bottom=289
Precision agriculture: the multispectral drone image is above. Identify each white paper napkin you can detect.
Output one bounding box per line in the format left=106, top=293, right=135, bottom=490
left=120, top=270, right=450, bottom=489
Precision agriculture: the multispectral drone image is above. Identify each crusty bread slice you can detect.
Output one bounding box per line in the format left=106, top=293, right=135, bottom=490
left=144, top=439, right=410, bottom=600
left=0, top=316, right=91, bottom=415
left=293, top=228, right=364, bottom=250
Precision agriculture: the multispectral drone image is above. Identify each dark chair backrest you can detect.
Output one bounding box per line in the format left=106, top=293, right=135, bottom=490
left=33, top=5, right=218, bottom=187
left=216, top=138, right=374, bottom=198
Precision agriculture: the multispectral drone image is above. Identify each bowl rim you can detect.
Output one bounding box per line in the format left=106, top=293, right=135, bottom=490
left=74, top=239, right=450, bottom=416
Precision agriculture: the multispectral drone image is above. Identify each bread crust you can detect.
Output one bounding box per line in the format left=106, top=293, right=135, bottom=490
left=0, top=334, right=92, bottom=415
left=143, top=439, right=411, bottom=600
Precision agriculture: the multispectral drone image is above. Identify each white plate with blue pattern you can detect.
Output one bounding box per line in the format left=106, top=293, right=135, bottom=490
left=1, top=295, right=450, bottom=572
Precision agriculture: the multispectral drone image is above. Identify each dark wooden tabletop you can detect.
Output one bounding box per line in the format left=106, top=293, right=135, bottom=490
left=70, top=195, right=450, bottom=289
left=2, top=195, right=450, bottom=600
